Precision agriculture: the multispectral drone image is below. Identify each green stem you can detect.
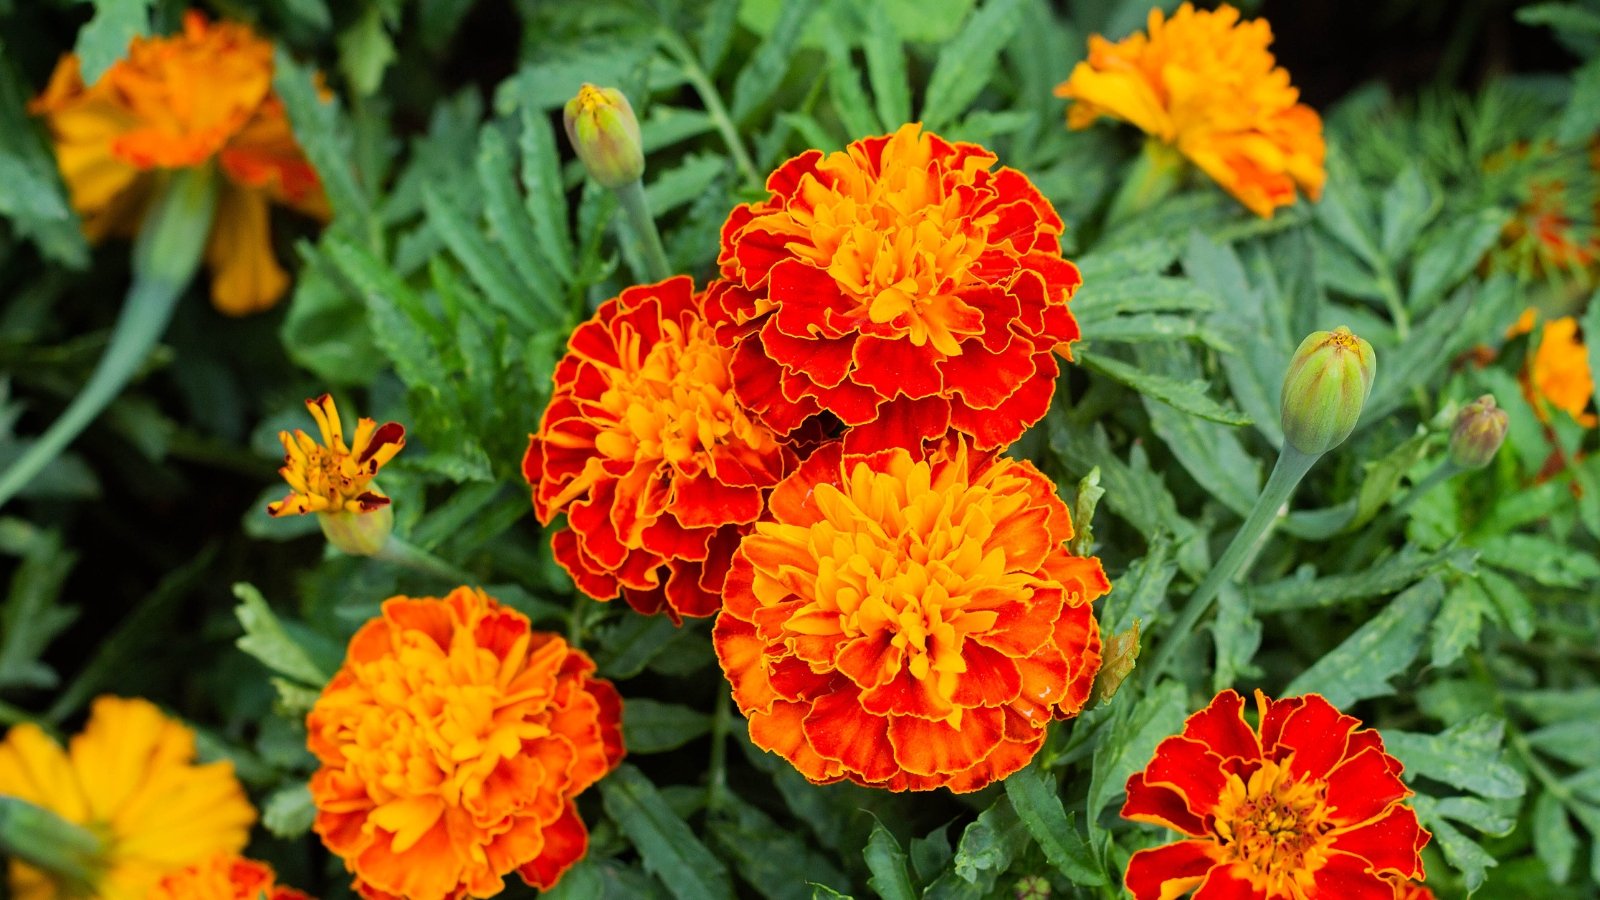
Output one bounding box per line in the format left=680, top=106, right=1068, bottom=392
left=374, top=535, right=476, bottom=584
left=0, top=796, right=104, bottom=896
left=613, top=178, right=671, bottom=283
left=1391, top=459, right=1461, bottom=518
left=658, top=29, right=761, bottom=188
left=707, top=686, right=732, bottom=813
left=1149, top=445, right=1320, bottom=681
left=1104, top=139, right=1184, bottom=230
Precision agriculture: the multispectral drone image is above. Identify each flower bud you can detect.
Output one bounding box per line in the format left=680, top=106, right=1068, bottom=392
left=1449, top=394, right=1509, bottom=470
left=1280, top=326, right=1376, bottom=456
left=564, top=83, right=644, bottom=189
left=317, top=504, right=393, bottom=557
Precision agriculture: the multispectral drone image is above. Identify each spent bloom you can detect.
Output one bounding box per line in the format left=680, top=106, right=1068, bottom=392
left=307, top=586, right=624, bottom=899
left=1280, top=326, right=1376, bottom=456
left=1122, top=689, right=1429, bottom=900
left=564, top=83, right=645, bottom=188
left=525, top=276, right=795, bottom=620
left=715, top=437, right=1108, bottom=792
left=150, top=854, right=310, bottom=900
left=711, top=123, right=1085, bottom=454
left=31, top=11, right=327, bottom=314
left=1055, top=3, right=1325, bottom=218
left=0, top=696, right=255, bottom=900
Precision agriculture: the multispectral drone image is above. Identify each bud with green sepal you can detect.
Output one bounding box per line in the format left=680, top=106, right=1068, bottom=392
left=563, top=83, right=669, bottom=282
left=1449, top=394, right=1509, bottom=470
left=1280, top=326, right=1376, bottom=456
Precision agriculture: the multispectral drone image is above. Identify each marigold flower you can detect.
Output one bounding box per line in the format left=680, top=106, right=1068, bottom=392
left=150, top=854, right=310, bottom=900
left=268, top=393, right=405, bottom=515
left=0, top=696, right=255, bottom=900
left=306, top=586, right=624, bottom=900
left=1121, top=689, right=1429, bottom=900
left=710, top=123, right=1084, bottom=454
left=31, top=11, right=327, bottom=315
left=714, top=436, right=1108, bottom=792
left=525, top=276, right=796, bottom=620
left=1526, top=316, right=1597, bottom=427
left=1055, top=3, right=1325, bottom=218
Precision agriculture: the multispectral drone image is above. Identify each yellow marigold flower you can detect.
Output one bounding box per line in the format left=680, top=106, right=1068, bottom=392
left=307, top=586, right=624, bottom=899
left=1527, top=316, right=1597, bottom=427
left=1055, top=2, right=1325, bottom=218
left=30, top=11, right=328, bottom=315
left=268, top=394, right=405, bottom=517
left=150, top=854, right=310, bottom=900
left=0, top=696, right=255, bottom=900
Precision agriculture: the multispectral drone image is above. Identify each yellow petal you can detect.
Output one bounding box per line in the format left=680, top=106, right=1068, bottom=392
left=203, top=184, right=288, bottom=316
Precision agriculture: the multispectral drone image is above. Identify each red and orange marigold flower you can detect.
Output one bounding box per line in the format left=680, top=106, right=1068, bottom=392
left=306, top=586, right=624, bottom=900
left=1122, top=689, right=1429, bottom=900
left=150, top=854, right=310, bottom=900
left=525, top=276, right=796, bottom=620
left=31, top=10, right=327, bottom=315
left=714, top=436, right=1108, bottom=792
left=710, top=123, right=1084, bottom=455
left=1055, top=3, right=1325, bottom=218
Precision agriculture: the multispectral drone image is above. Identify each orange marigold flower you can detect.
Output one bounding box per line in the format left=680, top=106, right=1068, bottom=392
left=1055, top=3, right=1325, bottom=218
left=1121, top=689, right=1430, bottom=900
left=714, top=436, right=1108, bottom=792
left=268, top=394, right=405, bottom=517
left=0, top=696, right=256, bottom=900
left=151, top=854, right=311, bottom=900
left=1525, top=316, right=1597, bottom=427
left=525, top=276, right=796, bottom=620
left=306, top=586, right=623, bottom=900
left=710, top=123, right=1084, bottom=455
left=31, top=11, right=328, bottom=315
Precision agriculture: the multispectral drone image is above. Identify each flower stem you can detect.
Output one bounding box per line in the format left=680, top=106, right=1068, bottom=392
left=612, top=178, right=671, bottom=283
left=658, top=29, right=761, bottom=189
left=1104, top=139, right=1184, bottom=230
left=0, top=796, right=104, bottom=896
left=707, top=686, right=732, bottom=813
left=374, top=535, right=475, bottom=584
left=1149, top=444, right=1320, bottom=681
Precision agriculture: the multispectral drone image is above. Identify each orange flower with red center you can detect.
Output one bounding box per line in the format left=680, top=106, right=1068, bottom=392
left=1526, top=316, right=1597, bottom=428
left=306, top=587, right=624, bottom=899
left=525, top=276, right=796, bottom=620
left=709, top=123, right=1084, bottom=454
left=1122, top=690, right=1429, bottom=899
left=714, top=436, right=1108, bottom=792
left=31, top=11, right=327, bottom=314
left=150, top=854, right=310, bottom=900
left=1055, top=3, right=1325, bottom=218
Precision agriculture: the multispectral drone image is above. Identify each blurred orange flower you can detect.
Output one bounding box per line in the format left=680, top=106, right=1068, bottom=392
left=1527, top=316, right=1597, bottom=427
left=711, top=123, right=1084, bottom=455
left=0, top=696, right=255, bottom=900
left=1055, top=3, right=1325, bottom=218
left=1122, top=690, right=1429, bottom=900
left=268, top=394, right=405, bottom=518
left=714, top=437, right=1107, bottom=792
left=307, top=586, right=623, bottom=899
left=151, top=854, right=310, bottom=900
left=31, top=11, right=327, bottom=314
left=525, top=276, right=796, bottom=620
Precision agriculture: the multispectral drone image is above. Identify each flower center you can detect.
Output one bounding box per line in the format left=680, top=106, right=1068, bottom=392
left=592, top=316, right=777, bottom=468
left=1213, top=759, right=1333, bottom=894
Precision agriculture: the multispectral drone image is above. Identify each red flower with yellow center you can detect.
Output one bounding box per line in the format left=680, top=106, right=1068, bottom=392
left=714, top=436, right=1108, bottom=792
left=1122, top=690, right=1429, bottom=899
left=525, top=276, right=796, bottom=620
left=306, top=587, right=624, bottom=900
left=150, top=854, right=310, bottom=900
left=31, top=10, right=327, bottom=315
left=710, top=123, right=1084, bottom=454
left=1055, top=3, right=1325, bottom=218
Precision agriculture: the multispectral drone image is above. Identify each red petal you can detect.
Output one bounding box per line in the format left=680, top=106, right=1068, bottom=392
left=842, top=396, right=950, bottom=454
left=1308, top=850, right=1401, bottom=900
left=886, top=705, right=1006, bottom=778
left=1121, top=771, right=1210, bottom=836
left=1331, top=804, right=1428, bottom=878
left=1191, top=864, right=1262, bottom=900
left=1323, top=745, right=1412, bottom=826
left=517, top=802, right=589, bottom=890
left=757, top=320, right=857, bottom=389
left=804, top=692, right=896, bottom=783
left=851, top=334, right=946, bottom=401
left=1123, top=841, right=1220, bottom=900
left=1183, top=690, right=1263, bottom=762
left=1142, top=735, right=1230, bottom=820
left=1271, top=693, right=1361, bottom=779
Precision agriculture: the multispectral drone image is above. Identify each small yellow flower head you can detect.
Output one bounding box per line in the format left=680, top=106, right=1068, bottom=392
left=564, top=83, right=645, bottom=188
left=1280, top=326, right=1376, bottom=456
left=267, top=395, right=404, bottom=555
left=1449, top=395, right=1509, bottom=470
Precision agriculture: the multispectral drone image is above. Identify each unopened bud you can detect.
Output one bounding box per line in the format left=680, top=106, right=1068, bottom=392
left=1449, top=395, right=1509, bottom=469
left=1280, top=326, right=1376, bottom=456
left=564, top=83, right=644, bottom=189
left=317, top=504, right=393, bottom=557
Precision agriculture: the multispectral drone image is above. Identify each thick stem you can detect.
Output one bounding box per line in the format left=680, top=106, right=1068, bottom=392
left=1104, top=139, right=1185, bottom=230
left=373, top=535, right=476, bottom=584
left=612, top=178, right=671, bottom=283
left=0, top=796, right=104, bottom=895
left=1149, top=445, right=1320, bottom=680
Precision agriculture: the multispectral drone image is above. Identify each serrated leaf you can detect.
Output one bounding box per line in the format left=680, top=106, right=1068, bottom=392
left=422, top=185, right=540, bottom=330
left=1142, top=381, right=1261, bottom=516
left=1405, top=209, right=1507, bottom=309
left=1430, top=577, right=1492, bottom=668
left=920, top=0, right=1027, bottom=130
left=861, top=3, right=910, bottom=130
left=232, top=583, right=328, bottom=686
left=707, top=792, right=850, bottom=900
left=1559, top=58, right=1600, bottom=145
left=646, top=154, right=726, bottom=215
left=1525, top=721, right=1600, bottom=769
left=1004, top=764, right=1106, bottom=885
left=1534, top=791, right=1578, bottom=884
left=477, top=125, right=564, bottom=316
left=1349, top=429, right=1431, bottom=528
left=864, top=821, right=915, bottom=900
left=275, top=51, right=374, bottom=230
left=729, top=0, right=817, bottom=124
left=1386, top=716, right=1526, bottom=800
left=698, top=0, right=740, bottom=72
left=1477, top=533, right=1600, bottom=588
left=1080, top=350, right=1251, bottom=425
left=1086, top=680, right=1187, bottom=831
left=595, top=615, right=691, bottom=680
left=76, top=0, right=150, bottom=85
left=261, top=782, right=315, bottom=838
left=1073, top=275, right=1220, bottom=324
left=1314, top=149, right=1381, bottom=267
left=337, top=5, right=396, bottom=95
left=1379, top=165, right=1436, bottom=260
left=600, top=765, right=734, bottom=900
left=1284, top=576, right=1443, bottom=706
left=517, top=102, right=576, bottom=280
left=622, top=699, right=712, bottom=754
left=1415, top=797, right=1497, bottom=892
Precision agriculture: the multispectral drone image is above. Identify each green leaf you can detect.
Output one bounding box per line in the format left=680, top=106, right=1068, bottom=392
left=909, top=823, right=954, bottom=884
left=1080, top=350, right=1251, bottom=426
left=1183, top=232, right=1288, bottom=447
left=1386, top=716, right=1526, bottom=800
left=923, top=796, right=1031, bottom=899
left=232, top=583, right=328, bottom=686
left=0, top=42, right=88, bottom=267
left=1414, top=796, right=1497, bottom=893
left=1405, top=208, right=1507, bottom=309
left=1525, top=721, right=1600, bottom=769
left=698, top=0, right=740, bottom=72
left=1086, top=680, right=1188, bottom=833
left=477, top=125, right=564, bottom=317
left=1314, top=149, right=1382, bottom=267
left=811, top=888, right=853, bottom=900
left=1430, top=577, right=1492, bottom=668
left=600, top=765, right=734, bottom=900
left=864, top=821, right=916, bottom=900
left=1249, top=545, right=1471, bottom=614
left=820, top=18, right=879, bottom=142
left=422, top=186, right=541, bottom=331
left=1559, top=58, right=1600, bottom=145
left=919, top=0, right=1027, bottom=131
left=1004, top=763, right=1106, bottom=885
left=280, top=258, right=384, bottom=385
left=1049, top=423, right=1202, bottom=573
left=646, top=154, right=727, bottom=216
left=1074, top=275, right=1220, bottom=325
left=1518, top=3, right=1600, bottom=33
left=1284, top=576, right=1443, bottom=707
left=729, top=0, right=818, bottom=124
left=595, top=615, right=694, bottom=680
left=861, top=3, right=910, bottom=130
left=707, top=791, right=851, bottom=900
left=518, top=102, right=576, bottom=281
left=622, top=699, right=713, bottom=754
left=261, top=782, right=314, bottom=839
left=76, top=0, right=150, bottom=85
left=1349, top=429, right=1432, bottom=529
left=1379, top=165, right=1436, bottom=260
left=1477, top=534, right=1600, bottom=588
left=337, top=4, right=397, bottom=95
left=0, top=527, right=77, bottom=691
left=1142, top=378, right=1261, bottom=516
left=275, top=51, right=374, bottom=231
left=1533, top=791, right=1578, bottom=885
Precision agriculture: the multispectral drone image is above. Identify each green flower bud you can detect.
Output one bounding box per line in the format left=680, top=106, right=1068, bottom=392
left=317, top=503, right=394, bottom=557
left=1449, top=394, right=1509, bottom=470
left=564, top=83, right=644, bottom=189
left=1280, top=326, right=1376, bottom=456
